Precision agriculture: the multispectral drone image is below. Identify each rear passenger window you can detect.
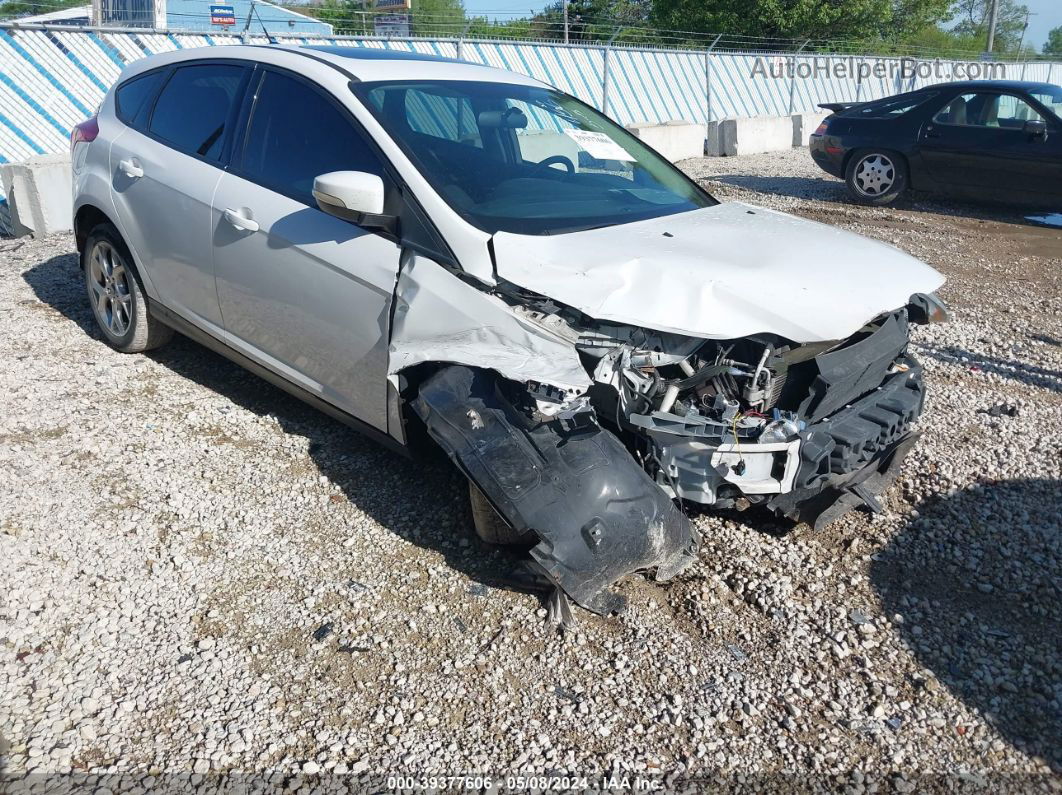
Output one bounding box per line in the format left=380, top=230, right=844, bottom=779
left=148, top=63, right=245, bottom=161
left=239, top=70, right=383, bottom=205
left=115, top=71, right=163, bottom=128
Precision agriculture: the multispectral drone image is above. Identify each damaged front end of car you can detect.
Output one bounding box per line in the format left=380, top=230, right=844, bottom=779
left=392, top=247, right=946, bottom=616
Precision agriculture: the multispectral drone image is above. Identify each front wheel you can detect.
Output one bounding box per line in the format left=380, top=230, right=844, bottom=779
left=468, top=481, right=528, bottom=545
left=83, top=223, right=173, bottom=353
left=845, top=150, right=907, bottom=206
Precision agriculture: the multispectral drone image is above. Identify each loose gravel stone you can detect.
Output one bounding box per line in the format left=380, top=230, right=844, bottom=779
left=0, top=151, right=1058, bottom=786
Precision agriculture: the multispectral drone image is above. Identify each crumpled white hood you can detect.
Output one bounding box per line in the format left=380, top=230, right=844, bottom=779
left=492, top=201, right=945, bottom=343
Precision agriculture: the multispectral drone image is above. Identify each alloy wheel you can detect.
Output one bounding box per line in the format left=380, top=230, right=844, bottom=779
left=853, top=154, right=896, bottom=197
left=88, top=240, right=133, bottom=337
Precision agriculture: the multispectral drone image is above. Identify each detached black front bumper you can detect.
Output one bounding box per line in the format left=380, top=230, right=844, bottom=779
left=413, top=366, right=699, bottom=615
left=767, top=355, right=925, bottom=529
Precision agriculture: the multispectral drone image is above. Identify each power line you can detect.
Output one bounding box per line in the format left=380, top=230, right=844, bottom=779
left=0, top=3, right=1056, bottom=61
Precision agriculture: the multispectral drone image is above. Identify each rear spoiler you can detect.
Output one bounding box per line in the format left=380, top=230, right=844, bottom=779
left=818, top=102, right=862, bottom=113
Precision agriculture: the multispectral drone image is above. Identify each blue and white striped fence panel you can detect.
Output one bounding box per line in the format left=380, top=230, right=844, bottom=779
left=1, top=23, right=1060, bottom=234
left=713, top=53, right=793, bottom=119
left=1022, top=62, right=1054, bottom=83
left=603, top=49, right=707, bottom=124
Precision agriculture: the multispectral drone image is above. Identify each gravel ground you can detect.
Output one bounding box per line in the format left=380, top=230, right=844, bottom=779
left=1, top=148, right=1060, bottom=791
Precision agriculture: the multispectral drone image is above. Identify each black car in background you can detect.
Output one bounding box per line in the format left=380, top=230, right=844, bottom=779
left=810, top=81, right=1062, bottom=206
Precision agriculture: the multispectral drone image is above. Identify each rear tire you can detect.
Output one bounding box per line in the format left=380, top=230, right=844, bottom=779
left=83, top=223, right=173, bottom=353
left=844, top=149, right=908, bottom=206
left=468, top=481, right=527, bottom=545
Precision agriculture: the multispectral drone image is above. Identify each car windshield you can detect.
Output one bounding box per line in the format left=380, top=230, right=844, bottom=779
left=353, top=80, right=715, bottom=235
left=1029, top=85, right=1062, bottom=118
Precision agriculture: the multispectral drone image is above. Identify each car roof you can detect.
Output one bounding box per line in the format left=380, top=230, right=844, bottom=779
left=304, top=44, right=460, bottom=64
left=117, top=44, right=546, bottom=88
left=911, top=80, right=1058, bottom=93
left=297, top=44, right=545, bottom=85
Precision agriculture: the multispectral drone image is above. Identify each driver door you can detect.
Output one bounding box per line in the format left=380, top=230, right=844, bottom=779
left=211, top=67, right=401, bottom=432
left=919, top=91, right=1056, bottom=194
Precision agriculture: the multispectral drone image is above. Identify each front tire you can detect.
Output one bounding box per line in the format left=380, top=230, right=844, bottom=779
left=468, top=481, right=527, bottom=545
left=845, top=150, right=908, bottom=206
left=83, top=223, right=173, bottom=353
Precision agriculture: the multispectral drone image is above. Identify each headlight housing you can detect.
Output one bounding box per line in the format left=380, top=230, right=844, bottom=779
left=907, top=292, right=949, bottom=325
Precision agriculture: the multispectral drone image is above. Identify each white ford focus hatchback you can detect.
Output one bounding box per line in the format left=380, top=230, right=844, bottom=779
left=71, top=45, right=947, bottom=615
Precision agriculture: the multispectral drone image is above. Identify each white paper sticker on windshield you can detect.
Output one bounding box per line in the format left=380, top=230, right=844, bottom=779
left=564, top=129, right=636, bottom=162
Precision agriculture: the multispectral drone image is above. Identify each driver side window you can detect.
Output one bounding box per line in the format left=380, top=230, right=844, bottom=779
left=239, top=70, right=384, bottom=206
left=933, top=92, right=1044, bottom=129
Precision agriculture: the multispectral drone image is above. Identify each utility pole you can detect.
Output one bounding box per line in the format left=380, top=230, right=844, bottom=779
left=985, top=0, right=999, bottom=53
left=562, top=0, right=569, bottom=44
left=1017, top=10, right=1036, bottom=54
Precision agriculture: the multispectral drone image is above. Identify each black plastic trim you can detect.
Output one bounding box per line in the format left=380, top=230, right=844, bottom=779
left=412, top=366, right=699, bottom=614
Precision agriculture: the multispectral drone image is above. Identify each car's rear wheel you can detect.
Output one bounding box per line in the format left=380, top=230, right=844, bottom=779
left=845, top=150, right=908, bottom=206
left=84, top=223, right=173, bottom=353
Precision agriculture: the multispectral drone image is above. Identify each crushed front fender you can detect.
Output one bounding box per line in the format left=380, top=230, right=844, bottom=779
left=412, top=365, right=699, bottom=615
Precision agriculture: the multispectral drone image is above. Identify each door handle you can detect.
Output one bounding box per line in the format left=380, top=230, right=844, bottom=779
left=118, top=158, right=143, bottom=178
left=223, top=207, right=260, bottom=233
left=923, top=125, right=940, bottom=139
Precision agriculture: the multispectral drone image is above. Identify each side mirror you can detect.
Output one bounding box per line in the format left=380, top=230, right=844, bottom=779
left=313, top=171, right=398, bottom=234
left=1023, top=119, right=1047, bottom=138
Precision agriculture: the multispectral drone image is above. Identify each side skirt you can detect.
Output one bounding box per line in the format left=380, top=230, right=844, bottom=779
left=149, top=301, right=410, bottom=459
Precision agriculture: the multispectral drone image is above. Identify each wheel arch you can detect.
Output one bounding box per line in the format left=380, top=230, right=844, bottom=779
left=73, top=203, right=114, bottom=259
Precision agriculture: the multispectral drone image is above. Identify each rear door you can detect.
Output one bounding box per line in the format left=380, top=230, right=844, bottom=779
left=210, top=67, right=402, bottom=431
left=109, top=60, right=249, bottom=329
left=918, top=91, right=1058, bottom=194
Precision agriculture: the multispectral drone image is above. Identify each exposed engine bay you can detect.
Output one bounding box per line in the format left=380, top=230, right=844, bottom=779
left=506, top=284, right=938, bottom=519
left=407, top=267, right=947, bottom=618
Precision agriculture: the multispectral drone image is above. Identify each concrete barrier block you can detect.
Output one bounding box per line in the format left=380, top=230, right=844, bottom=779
left=704, top=116, right=795, bottom=156
left=727, top=116, right=795, bottom=156
left=792, top=111, right=831, bottom=147
left=625, top=120, right=706, bottom=162
left=705, top=120, right=728, bottom=157
left=0, top=154, right=72, bottom=238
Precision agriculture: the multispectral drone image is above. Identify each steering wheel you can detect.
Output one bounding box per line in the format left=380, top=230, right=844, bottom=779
left=532, top=155, right=576, bottom=175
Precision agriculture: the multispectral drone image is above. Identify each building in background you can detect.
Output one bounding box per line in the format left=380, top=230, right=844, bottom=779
left=370, top=0, right=409, bottom=36
left=12, top=0, right=333, bottom=34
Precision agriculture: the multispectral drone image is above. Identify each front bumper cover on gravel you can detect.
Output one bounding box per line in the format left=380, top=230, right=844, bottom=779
left=412, top=366, right=699, bottom=615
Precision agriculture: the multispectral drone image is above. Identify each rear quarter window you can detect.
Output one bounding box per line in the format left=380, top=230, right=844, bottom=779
left=115, top=71, right=164, bottom=128
left=147, top=63, right=246, bottom=161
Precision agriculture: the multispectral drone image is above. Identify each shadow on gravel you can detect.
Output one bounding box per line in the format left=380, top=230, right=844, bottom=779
left=708, top=173, right=1056, bottom=228
left=21, top=252, right=537, bottom=602
left=914, top=343, right=1062, bottom=393
left=870, top=478, right=1061, bottom=770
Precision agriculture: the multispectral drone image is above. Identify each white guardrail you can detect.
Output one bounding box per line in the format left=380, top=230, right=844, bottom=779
left=0, top=23, right=1058, bottom=234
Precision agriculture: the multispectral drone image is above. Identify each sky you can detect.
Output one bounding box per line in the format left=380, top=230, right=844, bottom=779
left=1022, top=0, right=1060, bottom=53
left=462, top=0, right=1061, bottom=53
left=463, top=0, right=546, bottom=20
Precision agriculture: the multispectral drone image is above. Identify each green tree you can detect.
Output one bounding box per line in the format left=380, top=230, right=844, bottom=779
left=0, top=0, right=84, bottom=19
left=949, top=0, right=1030, bottom=52
left=303, top=0, right=374, bottom=35
left=1044, top=25, right=1062, bottom=56
left=410, top=0, right=465, bottom=37
left=649, top=0, right=951, bottom=47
